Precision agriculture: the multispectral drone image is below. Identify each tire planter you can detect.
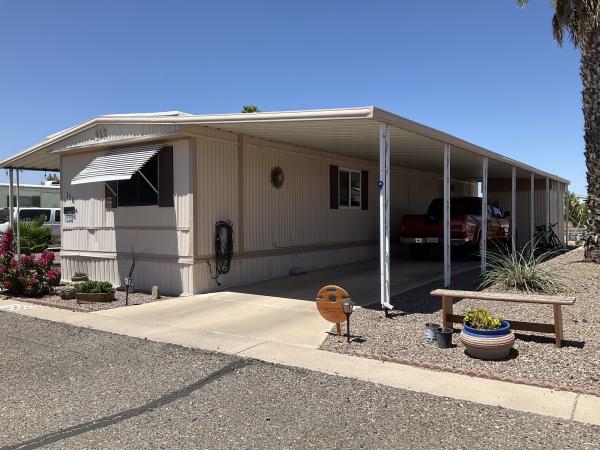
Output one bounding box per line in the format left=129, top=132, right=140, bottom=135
left=459, top=320, right=515, bottom=360
left=76, top=292, right=115, bottom=304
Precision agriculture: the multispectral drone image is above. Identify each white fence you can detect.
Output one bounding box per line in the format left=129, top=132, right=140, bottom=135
left=566, top=227, right=587, bottom=243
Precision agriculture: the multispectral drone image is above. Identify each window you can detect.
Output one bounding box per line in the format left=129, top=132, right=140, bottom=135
left=19, top=209, right=51, bottom=222
left=55, top=210, right=60, bottom=222
left=338, top=168, right=361, bottom=208
left=105, top=146, right=174, bottom=208
left=329, top=165, right=368, bottom=210
left=118, top=152, right=158, bottom=206
left=0, top=208, right=9, bottom=223
left=6, top=196, right=41, bottom=207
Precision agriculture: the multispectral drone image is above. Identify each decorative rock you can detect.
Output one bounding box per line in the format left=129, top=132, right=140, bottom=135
left=61, top=286, right=77, bottom=300
left=71, top=274, right=88, bottom=282
left=151, top=285, right=160, bottom=301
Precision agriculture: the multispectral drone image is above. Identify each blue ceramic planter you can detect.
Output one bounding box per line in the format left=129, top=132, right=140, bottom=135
left=463, top=320, right=511, bottom=337
left=460, top=320, right=515, bottom=360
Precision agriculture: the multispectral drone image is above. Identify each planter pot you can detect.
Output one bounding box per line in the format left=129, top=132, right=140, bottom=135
left=76, top=292, right=115, bottom=304
left=425, top=323, right=440, bottom=342
left=436, top=327, right=453, bottom=348
left=460, top=320, right=515, bottom=360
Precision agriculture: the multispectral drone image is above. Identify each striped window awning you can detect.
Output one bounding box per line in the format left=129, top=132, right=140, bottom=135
left=71, top=144, right=163, bottom=185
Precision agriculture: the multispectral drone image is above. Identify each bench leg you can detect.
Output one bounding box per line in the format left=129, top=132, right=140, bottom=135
left=553, top=304, right=563, bottom=348
left=442, top=296, right=453, bottom=329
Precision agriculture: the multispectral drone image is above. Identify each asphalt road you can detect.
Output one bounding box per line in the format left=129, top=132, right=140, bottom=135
left=0, top=311, right=598, bottom=449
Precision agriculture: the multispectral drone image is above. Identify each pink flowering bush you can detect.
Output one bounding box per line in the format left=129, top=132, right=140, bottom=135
left=0, top=228, right=60, bottom=297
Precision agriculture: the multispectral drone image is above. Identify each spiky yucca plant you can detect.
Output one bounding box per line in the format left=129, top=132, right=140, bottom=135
left=480, top=244, right=563, bottom=293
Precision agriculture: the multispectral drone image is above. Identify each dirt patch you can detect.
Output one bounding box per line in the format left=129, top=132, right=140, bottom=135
left=321, top=247, right=600, bottom=395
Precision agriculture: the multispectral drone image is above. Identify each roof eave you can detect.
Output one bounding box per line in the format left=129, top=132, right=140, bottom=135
left=372, top=107, right=570, bottom=185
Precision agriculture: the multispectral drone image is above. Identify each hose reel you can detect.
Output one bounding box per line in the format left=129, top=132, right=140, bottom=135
left=207, top=220, right=234, bottom=286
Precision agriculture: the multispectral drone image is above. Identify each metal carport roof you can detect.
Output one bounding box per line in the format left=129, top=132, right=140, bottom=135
left=0, top=106, right=569, bottom=185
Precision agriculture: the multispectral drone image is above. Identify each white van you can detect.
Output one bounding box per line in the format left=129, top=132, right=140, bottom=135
left=0, top=207, right=61, bottom=240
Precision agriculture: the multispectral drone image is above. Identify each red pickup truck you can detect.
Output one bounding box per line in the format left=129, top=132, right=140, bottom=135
left=399, top=197, right=511, bottom=255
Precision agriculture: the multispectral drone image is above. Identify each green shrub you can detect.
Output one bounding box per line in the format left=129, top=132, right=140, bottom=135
left=464, top=308, right=502, bottom=330
left=19, top=216, right=51, bottom=254
left=480, top=244, right=563, bottom=294
left=78, top=280, right=114, bottom=294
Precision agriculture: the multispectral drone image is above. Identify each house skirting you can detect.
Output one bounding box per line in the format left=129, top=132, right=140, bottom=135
left=60, top=243, right=377, bottom=296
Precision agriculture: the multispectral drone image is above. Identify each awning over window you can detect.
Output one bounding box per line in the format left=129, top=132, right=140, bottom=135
left=71, top=144, right=163, bottom=185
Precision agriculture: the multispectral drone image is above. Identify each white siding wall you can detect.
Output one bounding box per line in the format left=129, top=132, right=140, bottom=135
left=191, top=127, right=472, bottom=293
left=56, top=124, right=478, bottom=296
left=241, top=135, right=379, bottom=250
left=60, top=139, right=194, bottom=294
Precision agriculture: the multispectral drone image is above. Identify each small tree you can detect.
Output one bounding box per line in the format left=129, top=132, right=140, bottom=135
left=566, top=191, right=589, bottom=228
left=241, top=105, right=260, bottom=113
left=45, top=174, right=59, bottom=182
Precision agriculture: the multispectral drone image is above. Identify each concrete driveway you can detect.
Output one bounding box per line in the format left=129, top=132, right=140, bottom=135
left=93, top=291, right=331, bottom=348
left=227, top=256, right=478, bottom=305
left=93, top=256, right=477, bottom=350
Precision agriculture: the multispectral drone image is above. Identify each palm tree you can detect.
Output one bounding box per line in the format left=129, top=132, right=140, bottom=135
left=517, top=0, right=600, bottom=261
left=241, top=105, right=260, bottom=113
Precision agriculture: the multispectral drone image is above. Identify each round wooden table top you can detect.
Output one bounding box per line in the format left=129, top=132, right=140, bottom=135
left=316, top=285, right=350, bottom=324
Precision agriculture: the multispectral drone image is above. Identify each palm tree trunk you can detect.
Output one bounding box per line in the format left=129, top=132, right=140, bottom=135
left=582, top=35, right=600, bottom=262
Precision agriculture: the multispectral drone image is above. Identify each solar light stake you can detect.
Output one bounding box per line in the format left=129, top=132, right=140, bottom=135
left=341, top=299, right=355, bottom=344
left=124, top=277, right=134, bottom=307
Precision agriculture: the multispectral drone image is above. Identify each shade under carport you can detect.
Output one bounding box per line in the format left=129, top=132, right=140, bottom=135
left=71, top=144, right=162, bottom=185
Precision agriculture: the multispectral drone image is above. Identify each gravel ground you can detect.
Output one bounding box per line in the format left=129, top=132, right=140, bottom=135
left=1, top=312, right=598, bottom=449
left=1, top=287, right=173, bottom=312
left=322, top=247, right=600, bottom=394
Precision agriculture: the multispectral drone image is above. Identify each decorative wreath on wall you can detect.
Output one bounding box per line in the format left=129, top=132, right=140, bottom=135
left=271, top=166, right=284, bottom=188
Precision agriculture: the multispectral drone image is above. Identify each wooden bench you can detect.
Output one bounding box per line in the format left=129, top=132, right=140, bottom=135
left=430, top=289, right=576, bottom=348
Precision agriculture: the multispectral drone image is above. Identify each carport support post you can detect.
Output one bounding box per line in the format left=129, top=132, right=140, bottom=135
left=546, top=178, right=550, bottom=230
left=379, top=123, right=392, bottom=312
left=511, top=166, right=516, bottom=252
left=480, top=157, right=488, bottom=274
left=16, top=170, right=20, bottom=256
left=565, top=184, right=569, bottom=244
left=557, top=182, right=562, bottom=244
left=8, top=169, right=13, bottom=230
left=530, top=173, right=535, bottom=246
left=443, top=144, right=451, bottom=288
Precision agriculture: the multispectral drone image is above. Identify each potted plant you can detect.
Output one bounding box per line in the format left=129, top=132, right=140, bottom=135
left=76, top=281, right=115, bottom=304
left=459, top=308, right=515, bottom=360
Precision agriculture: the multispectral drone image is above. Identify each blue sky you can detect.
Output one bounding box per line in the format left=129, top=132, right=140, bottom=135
left=0, top=0, right=585, bottom=194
